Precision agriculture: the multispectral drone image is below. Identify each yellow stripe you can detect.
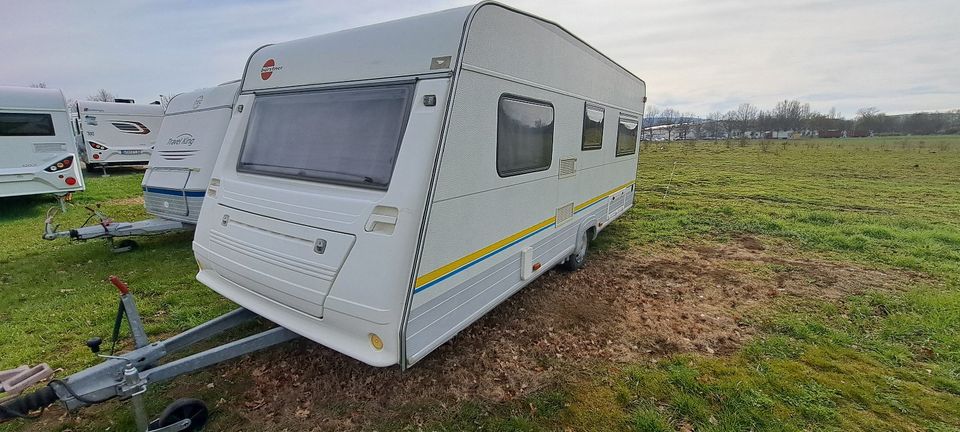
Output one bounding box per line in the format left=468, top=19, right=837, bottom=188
left=415, top=180, right=635, bottom=289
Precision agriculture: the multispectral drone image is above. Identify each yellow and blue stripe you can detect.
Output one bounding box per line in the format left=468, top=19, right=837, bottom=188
left=414, top=181, right=634, bottom=294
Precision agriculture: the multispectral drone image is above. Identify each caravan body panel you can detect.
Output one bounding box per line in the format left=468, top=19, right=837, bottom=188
left=0, top=86, right=85, bottom=198
left=76, top=101, right=163, bottom=166
left=142, top=82, right=240, bottom=223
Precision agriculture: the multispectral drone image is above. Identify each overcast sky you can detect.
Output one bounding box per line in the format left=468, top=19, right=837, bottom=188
left=2, top=0, right=957, bottom=116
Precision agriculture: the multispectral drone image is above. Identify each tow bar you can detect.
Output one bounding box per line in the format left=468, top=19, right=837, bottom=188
left=43, top=206, right=191, bottom=253
left=0, top=276, right=300, bottom=431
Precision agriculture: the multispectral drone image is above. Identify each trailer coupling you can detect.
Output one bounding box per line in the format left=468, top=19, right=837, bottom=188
left=0, top=276, right=299, bottom=431
left=43, top=206, right=191, bottom=252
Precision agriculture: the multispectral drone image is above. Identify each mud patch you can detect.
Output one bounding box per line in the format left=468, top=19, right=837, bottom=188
left=198, top=237, right=923, bottom=430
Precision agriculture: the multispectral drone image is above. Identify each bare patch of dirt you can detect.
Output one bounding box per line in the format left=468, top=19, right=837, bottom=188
left=193, top=237, right=924, bottom=430
left=19, top=238, right=926, bottom=431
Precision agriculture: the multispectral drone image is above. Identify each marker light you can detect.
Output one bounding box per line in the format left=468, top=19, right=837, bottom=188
left=369, top=333, right=384, bottom=351
left=93, top=154, right=100, bottom=160
left=65, top=177, right=77, bottom=186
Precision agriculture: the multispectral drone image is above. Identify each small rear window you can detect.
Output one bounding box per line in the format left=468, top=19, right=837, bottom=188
left=0, top=113, right=55, bottom=136
left=616, top=116, right=639, bottom=156
left=238, top=84, right=414, bottom=189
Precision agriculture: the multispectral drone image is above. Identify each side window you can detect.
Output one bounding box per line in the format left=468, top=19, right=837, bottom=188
left=0, top=113, right=55, bottom=136
left=616, top=115, right=639, bottom=157
left=581, top=104, right=604, bottom=150
left=497, top=95, right=554, bottom=177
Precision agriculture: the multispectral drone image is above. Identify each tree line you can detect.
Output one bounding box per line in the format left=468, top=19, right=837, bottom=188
left=647, top=101, right=960, bottom=139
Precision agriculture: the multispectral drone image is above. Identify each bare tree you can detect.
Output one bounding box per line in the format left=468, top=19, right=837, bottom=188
left=159, top=94, right=176, bottom=110
left=88, top=89, right=115, bottom=102
left=732, top=103, right=758, bottom=137
left=29, top=82, right=47, bottom=88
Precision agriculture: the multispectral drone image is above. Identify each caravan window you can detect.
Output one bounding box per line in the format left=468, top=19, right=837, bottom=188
left=497, top=96, right=554, bottom=177
left=238, top=84, right=414, bottom=189
left=0, top=113, right=55, bottom=136
left=581, top=104, right=604, bottom=150
left=616, top=116, right=639, bottom=156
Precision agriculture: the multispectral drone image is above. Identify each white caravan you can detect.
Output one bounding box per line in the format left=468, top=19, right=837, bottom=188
left=0, top=86, right=85, bottom=199
left=43, top=82, right=241, bottom=249
left=193, top=2, right=645, bottom=368
left=75, top=100, right=163, bottom=171
left=142, top=81, right=241, bottom=224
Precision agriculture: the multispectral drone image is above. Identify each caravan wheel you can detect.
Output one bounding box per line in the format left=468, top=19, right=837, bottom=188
left=563, top=230, right=590, bottom=271
left=157, top=398, right=209, bottom=431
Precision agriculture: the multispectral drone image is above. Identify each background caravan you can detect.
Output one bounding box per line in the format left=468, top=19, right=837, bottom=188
left=193, top=2, right=645, bottom=368
left=43, top=82, right=241, bottom=251
left=0, top=86, right=85, bottom=202
left=74, top=100, right=163, bottom=173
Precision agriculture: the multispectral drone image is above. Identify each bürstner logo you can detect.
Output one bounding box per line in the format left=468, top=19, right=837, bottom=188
left=261, top=59, right=282, bottom=80
left=192, top=95, right=203, bottom=109
left=167, top=133, right=196, bottom=146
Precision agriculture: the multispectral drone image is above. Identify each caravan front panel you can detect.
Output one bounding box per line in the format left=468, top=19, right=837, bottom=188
left=142, top=82, right=240, bottom=224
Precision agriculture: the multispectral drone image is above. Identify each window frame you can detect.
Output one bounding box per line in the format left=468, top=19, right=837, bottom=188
left=496, top=94, right=555, bottom=178
left=615, top=114, right=640, bottom=157
left=0, top=112, right=56, bottom=137
left=235, top=82, right=416, bottom=190
left=580, top=103, right=605, bottom=151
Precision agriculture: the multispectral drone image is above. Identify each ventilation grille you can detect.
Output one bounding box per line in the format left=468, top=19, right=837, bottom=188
left=556, top=203, right=574, bottom=226
left=559, top=158, right=576, bottom=178
left=34, top=143, right=66, bottom=153
left=159, top=149, right=199, bottom=161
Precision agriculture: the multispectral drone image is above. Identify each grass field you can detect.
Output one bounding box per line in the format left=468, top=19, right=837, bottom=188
left=1, top=136, right=959, bottom=431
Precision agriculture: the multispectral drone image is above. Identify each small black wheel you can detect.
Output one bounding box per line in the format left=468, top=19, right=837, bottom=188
left=112, top=239, right=139, bottom=253
left=563, top=230, right=590, bottom=271
left=157, top=398, right=209, bottom=431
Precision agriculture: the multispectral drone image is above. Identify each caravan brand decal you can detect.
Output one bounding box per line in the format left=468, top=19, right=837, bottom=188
left=192, top=95, right=204, bottom=109
left=413, top=181, right=635, bottom=294
left=166, top=133, right=196, bottom=147
left=111, top=121, right=151, bottom=135
left=260, top=59, right=282, bottom=80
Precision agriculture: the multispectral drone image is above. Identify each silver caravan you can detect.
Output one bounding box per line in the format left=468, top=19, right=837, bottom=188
left=142, top=81, right=241, bottom=224
left=43, top=83, right=240, bottom=248
left=75, top=100, right=163, bottom=171
left=0, top=86, right=84, bottom=199
left=193, top=2, right=645, bottom=368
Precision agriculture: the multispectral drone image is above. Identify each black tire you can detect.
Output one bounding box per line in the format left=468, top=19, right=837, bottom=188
left=563, top=230, right=590, bottom=271
left=157, top=398, right=209, bottom=431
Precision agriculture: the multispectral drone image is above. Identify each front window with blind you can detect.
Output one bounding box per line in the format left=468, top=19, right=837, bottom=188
left=238, top=84, right=414, bottom=189
left=0, top=113, right=55, bottom=136
left=581, top=104, right=604, bottom=150
left=497, top=95, right=554, bottom=177
left=616, top=116, right=639, bottom=156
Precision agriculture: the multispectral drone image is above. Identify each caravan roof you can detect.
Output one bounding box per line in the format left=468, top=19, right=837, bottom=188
left=164, top=81, right=240, bottom=115
left=76, top=100, right=164, bottom=117
left=0, top=86, right=69, bottom=112
left=241, top=2, right=644, bottom=111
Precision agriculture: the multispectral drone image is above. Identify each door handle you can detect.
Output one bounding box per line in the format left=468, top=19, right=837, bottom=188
left=364, top=214, right=398, bottom=232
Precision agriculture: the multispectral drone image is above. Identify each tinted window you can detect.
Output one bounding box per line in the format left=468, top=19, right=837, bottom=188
left=616, top=116, right=639, bottom=156
left=581, top=104, right=604, bottom=150
left=0, top=113, right=55, bottom=136
left=497, top=96, right=554, bottom=177
left=238, top=84, right=414, bottom=189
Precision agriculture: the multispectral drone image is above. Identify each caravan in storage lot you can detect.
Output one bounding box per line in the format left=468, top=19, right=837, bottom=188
left=42, top=82, right=241, bottom=247
left=193, top=1, right=645, bottom=368
left=143, top=81, right=241, bottom=224
left=0, top=86, right=84, bottom=198
left=75, top=100, right=163, bottom=171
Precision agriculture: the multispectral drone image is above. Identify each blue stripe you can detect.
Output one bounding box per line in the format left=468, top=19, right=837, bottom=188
left=414, top=222, right=555, bottom=294
left=143, top=187, right=206, bottom=198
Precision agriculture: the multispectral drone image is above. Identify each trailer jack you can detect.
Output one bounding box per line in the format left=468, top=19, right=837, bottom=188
left=42, top=206, right=192, bottom=253
left=0, top=276, right=299, bottom=431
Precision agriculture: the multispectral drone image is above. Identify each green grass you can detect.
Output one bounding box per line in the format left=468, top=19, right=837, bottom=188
left=2, top=137, right=960, bottom=431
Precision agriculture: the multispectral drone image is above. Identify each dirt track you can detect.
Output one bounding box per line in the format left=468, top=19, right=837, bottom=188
left=194, top=236, right=919, bottom=430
